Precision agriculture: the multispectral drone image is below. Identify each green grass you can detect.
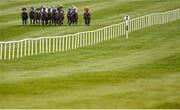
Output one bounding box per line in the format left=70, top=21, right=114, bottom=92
left=0, top=0, right=180, bottom=109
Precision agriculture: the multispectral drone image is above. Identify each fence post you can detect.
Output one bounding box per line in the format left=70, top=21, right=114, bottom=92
left=59, top=37, right=61, bottom=51
left=102, top=29, right=105, bottom=41
left=99, top=30, right=101, bottom=43
left=46, top=38, right=48, bottom=53
left=31, top=40, right=33, bottom=55
left=24, top=40, right=27, bottom=56
left=49, top=38, right=51, bottom=52
left=28, top=40, right=30, bottom=55
left=53, top=38, right=55, bottom=52
left=8, top=43, right=11, bottom=60
left=96, top=31, right=98, bottom=44
left=91, top=32, right=93, bottom=45
left=42, top=38, right=44, bottom=53
left=72, top=35, right=74, bottom=49
left=56, top=38, right=58, bottom=52
left=62, top=37, right=64, bottom=51
left=86, top=33, right=89, bottom=45
left=74, top=35, right=77, bottom=49
left=4, top=43, right=6, bottom=59
left=93, top=32, right=95, bottom=44
left=82, top=33, right=84, bottom=46
left=12, top=43, right=15, bottom=59
left=35, top=40, right=38, bottom=55
left=110, top=26, right=113, bottom=39
left=68, top=35, right=71, bottom=50
left=39, top=39, right=42, bottom=53
left=0, top=43, right=2, bottom=60
left=104, top=28, right=107, bottom=40
left=20, top=41, right=23, bottom=57
left=58, top=37, right=61, bottom=52
left=79, top=33, right=82, bottom=47
left=111, top=26, right=114, bottom=38
left=61, top=38, right=64, bottom=51
left=66, top=36, right=68, bottom=51
left=17, top=42, right=19, bottom=58
left=77, top=34, right=80, bottom=48
left=87, top=33, right=90, bottom=45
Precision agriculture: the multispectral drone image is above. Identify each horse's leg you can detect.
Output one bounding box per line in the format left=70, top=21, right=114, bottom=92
left=25, top=20, right=26, bottom=26
left=55, top=20, right=56, bottom=26
left=67, top=17, right=70, bottom=24
left=62, top=17, right=64, bottom=25
left=88, top=19, right=90, bottom=26
left=75, top=14, right=78, bottom=26
left=46, top=20, right=48, bottom=25
left=35, top=19, right=37, bottom=25
left=42, top=20, right=44, bottom=26
left=22, top=20, right=24, bottom=26
left=48, top=18, right=50, bottom=25
left=45, top=18, right=48, bottom=26
left=50, top=19, right=52, bottom=25
left=39, top=19, right=41, bottom=25
left=33, top=19, right=35, bottom=25
left=84, top=19, right=86, bottom=25
left=69, top=20, right=71, bottom=26
left=60, top=19, right=62, bottom=26
left=76, top=21, right=78, bottom=26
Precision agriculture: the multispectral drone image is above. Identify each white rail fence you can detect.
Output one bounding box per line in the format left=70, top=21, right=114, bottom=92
left=0, top=8, right=180, bottom=60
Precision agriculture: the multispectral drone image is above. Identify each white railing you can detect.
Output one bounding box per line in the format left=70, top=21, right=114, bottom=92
left=0, top=8, right=180, bottom=60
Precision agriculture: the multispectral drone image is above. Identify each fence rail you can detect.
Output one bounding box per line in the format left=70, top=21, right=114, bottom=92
left=0, top=8, right=180, bottom=60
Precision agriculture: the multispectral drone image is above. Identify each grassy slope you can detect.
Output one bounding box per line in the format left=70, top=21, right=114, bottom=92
left=0, top=0, right=180, bottom=109
left=0, top=19, right=180, bottom=108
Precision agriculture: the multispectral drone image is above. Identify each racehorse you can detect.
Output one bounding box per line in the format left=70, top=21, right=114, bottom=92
left=68, top=10, right=78, bottom=26
left=29, top=7, right=36, bottom=25
left=67, top=9, right=71, bottom=25
left=84, top=11, right=91, bottom=26
left=41, top=7, right=48, bottom=26
left=57, top=7, right=65, bottom=25
left=21, top=8, right=28, bottom=26
left=35, top=8, right=41, bottom=25
left=47, top=8, right=53, bottom=25
left=54, top=10, right=59, bottom=26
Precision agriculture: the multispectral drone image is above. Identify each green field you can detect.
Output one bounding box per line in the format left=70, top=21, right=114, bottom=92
left=0, top=0, right=180, bottom=109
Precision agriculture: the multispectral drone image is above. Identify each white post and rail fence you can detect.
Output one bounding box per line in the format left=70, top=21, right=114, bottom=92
left=0, top=8, right=180, bottom=60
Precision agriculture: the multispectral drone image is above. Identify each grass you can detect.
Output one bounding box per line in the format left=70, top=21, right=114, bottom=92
left=0, top=0, right=180, bottom=109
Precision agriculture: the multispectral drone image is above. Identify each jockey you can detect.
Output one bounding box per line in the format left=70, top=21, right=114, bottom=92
left=48, top=7, right=52, bottom=13
left=41, top=5, right=46, bottom=12
left=22, top=7, right=27, bottom=12
left=84, top=6, right=90, bottom=13
left=58, top=4, right=64, bottom=11
left=84, top=6, right=91, bottom=26
left=59, top=4, right=63, bottom=9
left=52, top=6, right=57, bottom=13
left=42, top=5, right=48, bottom=12
left=68, top=5, right=74, bottom=14
left=30, top=6, right=35, bottom=12
left=35, top=8, right=40, bottom=13
left=69, top=5, right=78, bottom=13
left=58, top=4, right=65, bottom=15
left=73, top=6, right=78, bottom=13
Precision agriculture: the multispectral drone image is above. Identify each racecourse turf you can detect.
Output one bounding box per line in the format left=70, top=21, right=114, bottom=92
left=0, top=0, right=180, bottom=109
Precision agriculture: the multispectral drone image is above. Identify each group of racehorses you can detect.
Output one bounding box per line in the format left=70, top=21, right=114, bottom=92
left=21, top=6, right=91, bottom=26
